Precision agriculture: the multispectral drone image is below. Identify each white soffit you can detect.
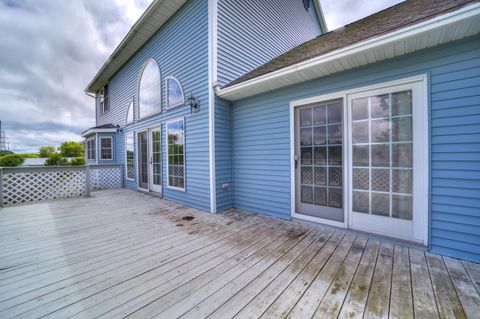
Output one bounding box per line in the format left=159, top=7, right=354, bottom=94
left=217, top=3, right=480, bottom=101
left=86, top=0, right=188, bottom=94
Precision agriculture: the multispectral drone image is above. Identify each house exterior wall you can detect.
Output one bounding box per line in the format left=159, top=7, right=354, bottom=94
left=95, top=0, right=211, bottom=212
left=215, top=96, right=233, bottom=211
left=216, top=0, right=322, bottom=86
left=230, top=35, right=480, bottom=263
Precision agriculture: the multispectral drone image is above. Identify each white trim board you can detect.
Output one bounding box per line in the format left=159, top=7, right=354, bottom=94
left=289, top=74, right=429, bottom=245
left=218, top=3, right=480, bottom=101
left=208, top=0, right=218, bottom=213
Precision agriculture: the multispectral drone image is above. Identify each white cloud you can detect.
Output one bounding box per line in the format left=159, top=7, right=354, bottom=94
left=319, top=0, right=404, bottom=30
left=0, top=0, right=402, bottom=153
left=0, top=0, right=153, bottom=153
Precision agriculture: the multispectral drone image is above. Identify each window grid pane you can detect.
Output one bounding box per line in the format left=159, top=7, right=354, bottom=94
left=300, top=101, right=343, bottom=209
left=351, top=90, right=413, bottom=220
left=167, top=120, right=185, bottom=189
left=100, top=138, right=112, bottom=160
left=126, top=133, right=134, bottom=180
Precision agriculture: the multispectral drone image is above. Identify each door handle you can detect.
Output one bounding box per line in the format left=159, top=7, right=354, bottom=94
left=294, top=154, right=298, bottom=169
left=149, top=156, right=153, bottom=164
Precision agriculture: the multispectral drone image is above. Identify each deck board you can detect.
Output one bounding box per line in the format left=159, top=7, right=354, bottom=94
left=0, top=189, right=478, bottom=318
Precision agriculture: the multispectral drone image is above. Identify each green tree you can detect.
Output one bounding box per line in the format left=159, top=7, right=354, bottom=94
left=0, top=150, right=13, bottom=157
left=19, top=153, right=39, bottom=158
left=45, top=153, right=68, bottom=166
left=69, top=157, right=86, bottom=166
left=39, top=146, right=56, bottom=158
left=0, top=154, right=25, bottom=167
left=58, top=141, right=85, bottom=157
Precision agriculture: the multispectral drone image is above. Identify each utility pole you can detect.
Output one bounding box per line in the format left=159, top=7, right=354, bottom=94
left=0, top=121, right=8, bottom=151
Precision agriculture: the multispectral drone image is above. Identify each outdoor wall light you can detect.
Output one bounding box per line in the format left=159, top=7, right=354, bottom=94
left=187, top=93, right=199, bottom=113
left=116, top=124, right=123, bottom=133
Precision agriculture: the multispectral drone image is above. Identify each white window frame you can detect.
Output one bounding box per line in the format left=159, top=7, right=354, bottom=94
left=86, top=137, right=96, bottom=161
left=99, top=85, right=110, bottom=114
left=125, top=132, right=135, bottom=181
left=138, top=58, right=162, bottom=120
left=289, top=74, right=429, bottom=245
left=165, top=76, right=185, bottom=109
left=126, top=100, right=134, bottom=124
left=99, top=136, right=113, bottom=160
left=166, top=117, right=186, bottom=191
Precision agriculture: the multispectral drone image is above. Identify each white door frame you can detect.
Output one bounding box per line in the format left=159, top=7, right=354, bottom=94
left=290, top=74, right=429, bottom=245
left=136, top=126, right=163, bottom=194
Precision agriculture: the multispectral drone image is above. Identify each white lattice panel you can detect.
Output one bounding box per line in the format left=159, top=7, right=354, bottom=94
left=2, top=170, right=86, bottom=206
left=90, top=168, right=122, bottom=190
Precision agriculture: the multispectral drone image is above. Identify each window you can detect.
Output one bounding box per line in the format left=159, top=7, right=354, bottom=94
left=100, top=137, right=113, bottom=160
left=126, top=133, right=134, bottom=180
left=139, top=59, right=161, bottom=119
left=99, top=84, right=110, bottom=114
left=167, top=118, right=185, bottom=190
left=166, top=76, right=184, bottom=109
left=126, top=101, right=134, bottom=124
left=86, top=138, right=96, bottom=160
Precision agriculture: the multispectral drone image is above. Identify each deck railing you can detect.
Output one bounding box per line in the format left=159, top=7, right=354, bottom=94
left=0, top=164, right=124, bottom=207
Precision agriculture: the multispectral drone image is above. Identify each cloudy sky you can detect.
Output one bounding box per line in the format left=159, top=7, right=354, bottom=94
left=0, top=0, right=401, bottom=153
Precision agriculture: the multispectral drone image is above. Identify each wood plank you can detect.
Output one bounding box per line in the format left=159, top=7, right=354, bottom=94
left=232, top=229, right=334, bottom=319
left=443, top=257, right=480, bottom=319
left=363, top=242, right=394, bottom=319
left=206, top=229, right=324, bottom=319
left=425, top=252, right=466, bottom=319
left=389, top=245, right=414, bottom=319
left=337, top=239, right=380, bottom=319
left=98, top=227, right=291, bottom=319
left=463, top=261, right=480, bottom=295
left=178, top=229, right=314, bottom=319
left=260, top=232, right=345, bottom=319
left=285, top=233, right=356, bottom=319
left=7, top=224, right=268, bottom=318
left=312, top=236, right=367, bottom=318
left=409, top=249, right=440, bottom=319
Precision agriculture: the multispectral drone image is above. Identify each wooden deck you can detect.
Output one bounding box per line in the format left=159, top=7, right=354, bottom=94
left=0, top=189, right=478, bottom=319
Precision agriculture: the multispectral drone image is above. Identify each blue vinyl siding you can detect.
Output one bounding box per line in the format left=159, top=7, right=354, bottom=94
left=97, top=0, right=211, bottom=212
left=231, top=35, right=480, bottom=262
left=215, top=96, right=233, bottom=211
left=216, top=0, right=322, bottom=86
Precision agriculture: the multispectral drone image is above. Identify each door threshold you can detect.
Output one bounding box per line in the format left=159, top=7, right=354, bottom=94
left=292, top=216, right=427, bottom=251
left=137, top=189, right=163, bottom=199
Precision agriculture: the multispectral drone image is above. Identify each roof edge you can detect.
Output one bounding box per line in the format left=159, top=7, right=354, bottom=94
left=217, top=2, right=480, bottom=101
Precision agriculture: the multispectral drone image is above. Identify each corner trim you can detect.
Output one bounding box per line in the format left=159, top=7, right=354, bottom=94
left=208, top=0, right=217, bottom=213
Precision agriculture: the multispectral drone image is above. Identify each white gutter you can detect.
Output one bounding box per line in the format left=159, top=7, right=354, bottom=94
left=218, top=3, right=480, bottom=101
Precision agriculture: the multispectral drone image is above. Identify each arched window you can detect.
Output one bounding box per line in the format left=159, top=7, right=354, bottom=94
left=138, top=59, right=161, bottom=119
left=166, top=76, right=185, bottom=109
left=126, top=100, right=134, bottom=124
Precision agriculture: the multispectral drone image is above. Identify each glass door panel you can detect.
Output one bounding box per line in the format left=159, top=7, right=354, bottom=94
left=351, top=91, right=413, bottom=220
left=348, top=81, right=426, bottom=244
left=149, top=128, right=162, bottom=193
left=138, top=131, right=148, bottom=189
left=296, top=100, right=344, bottom=222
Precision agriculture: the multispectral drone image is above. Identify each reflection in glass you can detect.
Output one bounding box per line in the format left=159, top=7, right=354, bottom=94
left=166, top=77, right=184, bottom=108
left=301, top=186, right=313, bottom=204
left=353, top=168, right=369, bottom=190
left=328, top=124, right=342, bottom=144
left=314, top=187, right=327, bottom=205
left=392, top=91, right=412, bottom=116
left=352, top=121, right=368, bottom=143
left=328, top=146, right=342, bottom=165
left=300, top=128, right=312, bottom=146
left=353, top=145, right=369, bottom=166
left=371, top=144, right=390, bottom=167
left=392, top=117, right=412, bottom=142
left=371, top=169, right=389, bottom=192
left=301, top=147, right=312, bottom=165
left=371, top=94, right=389, bottom=118
left=392, top=195, right=413, bottom=220
left=392, top=143, right=413, bottom=167
left=328, top=102, right=342, bottom=123
left=353, top=191, right=369, bottom=213
left=314, top=126, right=326, bottom=145
left=300, top=109, right=312, bottom=126
left=314, top=147, right=326, bottom=165
left=352, top=98, right=368, bottom=120
left=371, top=193, right=389, bottom=216
left=371, top=119, right=390, bottom=142
left=313, top=106, right=326, bottom=125
left=139, top=59, right=161, bottom=118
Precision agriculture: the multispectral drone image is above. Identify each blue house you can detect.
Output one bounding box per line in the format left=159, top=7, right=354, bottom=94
left=83, top=0, right=480, bottom=263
